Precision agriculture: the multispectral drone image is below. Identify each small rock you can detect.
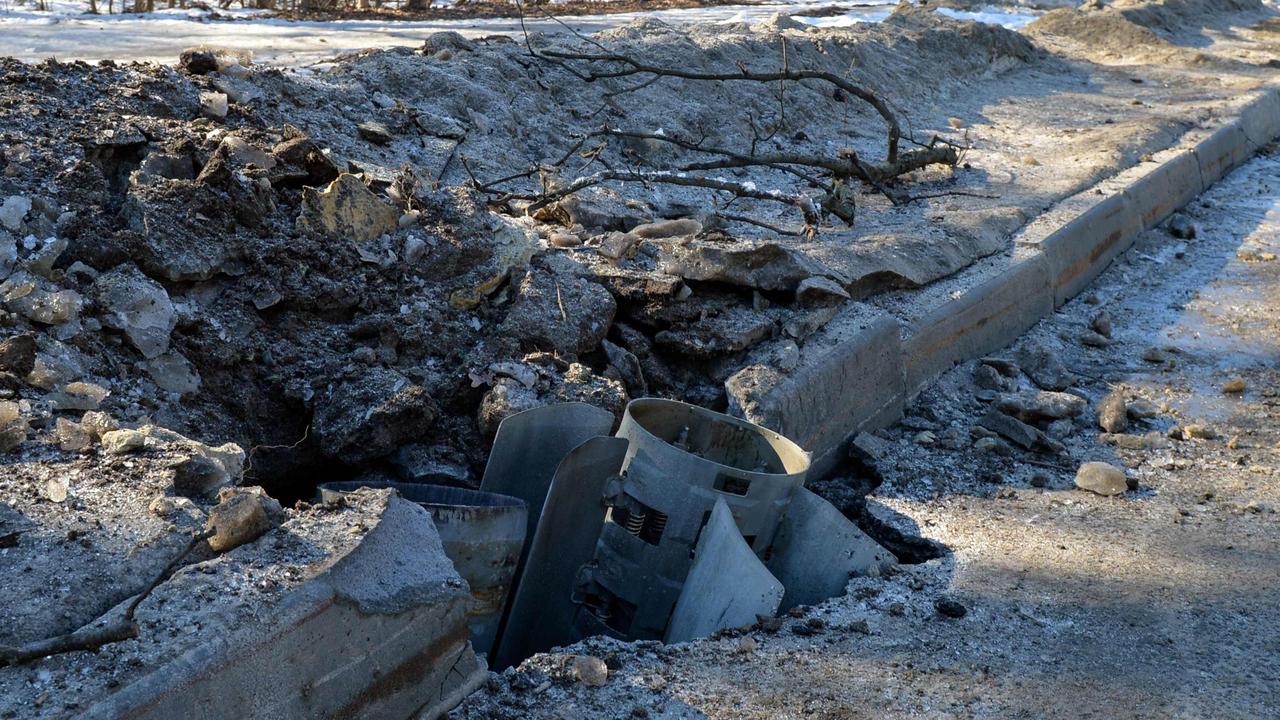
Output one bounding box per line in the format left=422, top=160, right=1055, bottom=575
left=979, top=357, right=1019, bottom=377
left=205, top=488, right=278, bottom=553
left=94, top=265, right=177, bottom=359
left=1167, top=213, right=1196, bottom=239
left=80, top=411, right=119, bottom=439
left=548, top=232, right=581, bottom=248
left=43, top=477, right=68, bottom=503
left=974, top=364, right=1007, bottom=391
left=1097, top=391, right=1129, bottom=433
left=1126, top=399, right=1159, bottom=420
left=1079, top=330, right=1111, bottom=348
left=49, top=381, right=109, bottom=411
left=1182, top=424, right=1216, bottom=440
left=846, top=619, right=871, bottom=635
left=978, top=409, right=1043, bottom=451
left=572, top=655, right=608, bottom=687
left=178, top=49, right=218, bottom=75
left=1089, top=311, right=1113, bottom=338
left=974, top=436, right=1013, bottom=456
left=914, top=430, right=937, bottom=446
left=1100, top=432, right=1146, bottom=450
left=597, top=231, right=637, bottom=260
left=297, top=173, right=400, bottom=243
left=200, top=91, right=229, bottom=120
left=172, top=454, right=230, bottom=499
left=0, top=196, right=32, bottom=232
left=795, top=276, right=851, bottom=305
left=313, top=368, right=438, bottom=464
left=996, top=391, right=1087, bottom=422
left=101, top=428, right=145, bottom=455
left=1045, top=418, right=1074, bottom=440
left=1017, top=341, right=1074, bottom=390
left=737, top=636, right=758, bottom=653
left=54, top=418, right=91, bottom=452
left=1141, top=346, right=1170, bottom=363
left=1222, top=378, right=1246, bottom=394
left=149, top=496, right=178, bottom=517
left=1143, top=431, right=1170, bottom=450
left=934, top=598, right=967, bottom=619
left=1074, top=461, right=1128, bottom=496
left=502, top=268, right=616, bottom=355
left=357, top=121, right=393, bottom=145
left=1029, top=472, right=1049, bottom=488
left=0, top=333, right=37, bottom=376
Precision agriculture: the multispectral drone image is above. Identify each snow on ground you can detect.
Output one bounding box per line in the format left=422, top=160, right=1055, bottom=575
left=0, top=0, right=1041, bottom=66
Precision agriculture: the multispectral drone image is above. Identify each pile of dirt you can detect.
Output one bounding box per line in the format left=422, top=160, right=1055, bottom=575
left=0, top=8, right=1059, bottom=504
left=1026, top=0, right=1274, bottom=65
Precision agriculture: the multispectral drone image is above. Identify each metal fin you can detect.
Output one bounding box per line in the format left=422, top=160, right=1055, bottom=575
left=480, top=401, right=615, bottom=565
left=492, top=436, right=629, bottom=669
left=665, top=498, right=783, bottom=643
left=767, top=487, right=897, bottom=611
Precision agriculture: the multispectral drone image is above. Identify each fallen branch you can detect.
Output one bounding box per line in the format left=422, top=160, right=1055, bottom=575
left=715, top=211, right=804, bottom=237
left=520, top=4, right=903, bottom=164
left=0, top=529, right=213, bottom=666
left=524, top=169, right=819, bottom=226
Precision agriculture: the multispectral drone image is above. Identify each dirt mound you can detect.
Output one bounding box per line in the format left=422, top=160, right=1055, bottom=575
left=0, top=12, right=1051, bottom=503
left=1027, top=0, right=1270, bottom=63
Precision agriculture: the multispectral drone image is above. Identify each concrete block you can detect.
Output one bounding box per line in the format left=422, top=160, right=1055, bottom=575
left=726, top=311, right=904, bottom=478
left=1194, top=120, right=1251, bottom=187
left=1238, top=87, right=1280, bottom=151
left=1124, top=150, right=1204, bottom=230
left=82, top=496, right=486, bottom=720
left=1032, top=191, right=1141, bottom=306
left=903, top=254, right=1052, bottom=398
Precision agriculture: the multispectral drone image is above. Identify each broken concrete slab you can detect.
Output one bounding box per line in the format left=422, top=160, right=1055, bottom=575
left=79, top=493, right=486, bottom=720
left=296, top=173, right=399, bottom=242
left=656, top=240, right=846, bottom=293
left=727, top=307, right=904, bottom=477
left=93, top=265, right=177, bottom=360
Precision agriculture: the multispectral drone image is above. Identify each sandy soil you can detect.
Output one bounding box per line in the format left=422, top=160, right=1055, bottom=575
left=452, top=144, right=1280, bottom=720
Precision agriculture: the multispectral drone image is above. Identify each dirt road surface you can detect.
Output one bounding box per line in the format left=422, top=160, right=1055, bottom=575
left=453, top=150, right=1280, bottom=719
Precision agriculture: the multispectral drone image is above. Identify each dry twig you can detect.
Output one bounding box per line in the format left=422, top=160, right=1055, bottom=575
left=0, top=529, right=214, bottom=666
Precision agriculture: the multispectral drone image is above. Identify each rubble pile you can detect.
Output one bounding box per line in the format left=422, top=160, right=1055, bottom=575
left=0, top=8, right=1052, bottom=501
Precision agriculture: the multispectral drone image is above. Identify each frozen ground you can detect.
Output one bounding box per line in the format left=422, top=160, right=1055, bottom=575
left=0, top=0, right=1045, bottom=65
left=453, top=145, right=1280, bottom=720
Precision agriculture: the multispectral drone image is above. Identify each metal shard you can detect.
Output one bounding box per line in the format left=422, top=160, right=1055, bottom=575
left=492, top=436, right=628, bottom=669
left=480, top=401, right=615, bottom=567
left=665, top=498, right=783, bottom=643
left=767, top=487, right=897, bottom=611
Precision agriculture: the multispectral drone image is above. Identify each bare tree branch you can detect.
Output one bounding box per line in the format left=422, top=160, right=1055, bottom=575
left=0, top=529, right=214, bottom=666
left=524, top=169, right=819, bottom=225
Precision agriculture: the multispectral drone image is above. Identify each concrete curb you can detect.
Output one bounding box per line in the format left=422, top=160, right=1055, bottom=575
left=82, top=496, right=487, bottom=720
left=727, top=86, right=1280, bottom=469
left=902, top=253, right=1053, bottom=398
left=727, top=311, right=904, bottom=479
